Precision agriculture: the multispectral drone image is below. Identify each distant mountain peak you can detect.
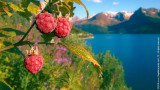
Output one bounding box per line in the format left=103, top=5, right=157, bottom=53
left=73, top=7, right=160, bottom=34
left=71, top=16, right=80, bottom=23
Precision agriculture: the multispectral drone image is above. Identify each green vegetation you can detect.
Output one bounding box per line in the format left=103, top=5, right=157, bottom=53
left=0, top=14, right=130, bottom=90
left=0, top=0, right=130, bottom=89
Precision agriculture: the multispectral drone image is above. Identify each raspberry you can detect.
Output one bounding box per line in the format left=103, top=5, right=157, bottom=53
left=24, top=55, right=43, bottom=73
left=55, top=18, right=72, bottom=38
left=36, top=12, right=57, bottom=33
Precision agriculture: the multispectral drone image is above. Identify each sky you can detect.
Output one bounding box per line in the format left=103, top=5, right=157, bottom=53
left=73, top=0, right=160, bottom=18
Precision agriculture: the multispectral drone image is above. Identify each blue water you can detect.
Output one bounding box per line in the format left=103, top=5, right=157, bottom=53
left=86, top=34, right=160, bottom=90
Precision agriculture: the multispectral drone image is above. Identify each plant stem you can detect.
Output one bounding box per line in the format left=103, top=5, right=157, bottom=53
left=19, top=21, right=36, bottom=42
left=0, top=44, right=14, bottom=52
left=0, top=41, right=55, bottom=52
left=0, top=21, right=36, bottom=52
left=24, top=73, right=29, bottom=90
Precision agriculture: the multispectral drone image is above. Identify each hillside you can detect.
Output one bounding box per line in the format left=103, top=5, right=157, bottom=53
left=73, top=8, right=160, bottom=34
left=73, top=11, right=133, bottom=33
left=108, top=8, right=160, bottom=33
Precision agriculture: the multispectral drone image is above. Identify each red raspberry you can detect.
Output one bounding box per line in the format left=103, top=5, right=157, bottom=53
left=55, top=18, right=72, bottom=38
left=36, top=12, right=57, bottom=33
left=24, top=55, right=43, bottom=73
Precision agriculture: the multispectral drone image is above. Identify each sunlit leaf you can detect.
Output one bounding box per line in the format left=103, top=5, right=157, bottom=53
left=3, top=8, right=12, bottom=17
left=9, top=3, right=25, bottom=12
left=0, top=28, right=25, bottom=36
left=0, top=41, right=4, bottom=48
left=62, top=42, right=102, bottom=70
left=27, top=5, right=40, bottom=15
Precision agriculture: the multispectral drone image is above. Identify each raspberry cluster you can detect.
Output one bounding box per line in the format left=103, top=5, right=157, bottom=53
left=25, top=12, right=72, bottom=73
left=36, top=12, right=72, bottom=38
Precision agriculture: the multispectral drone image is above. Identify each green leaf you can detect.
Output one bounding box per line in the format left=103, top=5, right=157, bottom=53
left=3, top=8, right=12, bottom=17
left=0, top=1, right=6, bottom=8
left=17, top=9, right=32, bottom=21
left=0, top=41, right=4, bottom=48
left=41, top=32, right=55, bottom=42
left=0, top=28, right=25, bottom=36
left=9, top=3, right=25, bottom=12
left=27, top=5, right=39, bottom=15
left=22, top=0, right=31, bottom=8
left=0, top=80, right=13, bottom=90
left=31, top=0, right=40, bottom=6
left=62, top=42, right=102, bottom=70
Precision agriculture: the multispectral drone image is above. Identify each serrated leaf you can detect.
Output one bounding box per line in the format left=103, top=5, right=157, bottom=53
left=62, top=42, right=102, bottom=70
left=0, top=80, right=13, bottom=90
left=27, top=5, right=39, bottom=15
left=9, top=3, right=25, bottom=12
left=3, top=8, right=12, bottom=17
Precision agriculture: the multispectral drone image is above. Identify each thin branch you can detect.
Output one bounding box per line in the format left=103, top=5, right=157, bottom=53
left=19, top=21, right=36, bottom=42
left=0, top=45, right=14, bottom=52
left=0, top=41, right=55, bottom=52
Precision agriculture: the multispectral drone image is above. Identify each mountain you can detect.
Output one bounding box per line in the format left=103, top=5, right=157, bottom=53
left=73, top=8, right=160, bottom=34
left=71, top=16, right=80, bottom=24
left=73, top=11, right=133, bottom=33
left=108, top=8, right=160, bottom=33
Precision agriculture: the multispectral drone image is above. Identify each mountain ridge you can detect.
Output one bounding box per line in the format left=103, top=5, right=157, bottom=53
left=73, top=7, right=160, bottom=34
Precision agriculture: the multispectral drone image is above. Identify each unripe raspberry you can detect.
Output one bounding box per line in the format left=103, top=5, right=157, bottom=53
left=54, top=18, right=72, bottom=38
left=36, top=12, right=57, bottom=33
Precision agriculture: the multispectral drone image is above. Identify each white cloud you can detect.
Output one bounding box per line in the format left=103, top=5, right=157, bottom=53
left=93, top=0, right=102, bottom=3
left=87, top=0, right=102, bottom=3
left=112, top=2, right=119, bottom=5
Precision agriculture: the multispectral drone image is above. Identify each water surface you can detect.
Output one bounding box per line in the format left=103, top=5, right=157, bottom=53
left=86, top=34, right=160, bottom=90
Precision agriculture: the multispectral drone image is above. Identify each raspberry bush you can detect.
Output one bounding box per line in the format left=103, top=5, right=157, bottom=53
left=0, top=0, right=102, bottom=89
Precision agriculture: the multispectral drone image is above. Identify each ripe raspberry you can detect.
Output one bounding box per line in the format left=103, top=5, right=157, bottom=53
left=24, top=55, right=43, bottom=73
left=55, top=18, right=72, bottom=38
left=36, top=12, right=57, bottom=33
